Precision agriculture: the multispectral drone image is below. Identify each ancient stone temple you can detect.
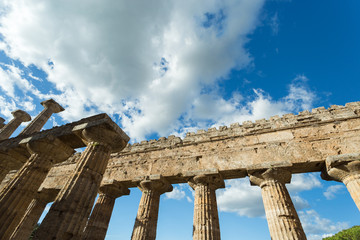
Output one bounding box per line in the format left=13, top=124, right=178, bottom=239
left=0, top=99, right=360, bottom=240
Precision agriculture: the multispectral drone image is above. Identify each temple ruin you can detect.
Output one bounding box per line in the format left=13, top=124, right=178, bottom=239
left=0, top=99, right=359, bottom=240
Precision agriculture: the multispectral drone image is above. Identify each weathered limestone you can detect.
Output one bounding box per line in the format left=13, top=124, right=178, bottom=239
left=131, top=176, right=173, bottom=240
left=82, top=181, right=130, bottom=240
left=188, top=174, right=225, bottom=240
left=0, top=153, right=26, bottom=184
left=0, top=116, right=5, bottom=129
left=10, top=188, right=59, bottom=240
left=0, top=110, right=31, bottom=140
left=0, top=137, right=74, bottom=239
left=20, top=99, right=64, bottom=136
left=34, top=125, right=129, bottom=240
left=249, top=168, right=306, bottom=240
left=322, top=153, right=360, bottom=211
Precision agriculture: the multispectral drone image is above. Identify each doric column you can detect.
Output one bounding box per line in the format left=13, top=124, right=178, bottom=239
left=82, top=181, right=130, bottom=240
left=249, top=168, right=306, bottom=240
left=188, top=174, right=225, bottom=240
left=10, top=188, right=59, bottom=240
left=20, top=99, right=64, bottom=136
left=34, top=125, right=129, bottom=240
left=0, top=110, right=31, bottom=140
left=0, top=116, right=5, bottom=129
left=131, top=177, right=173, bottom=240
left=322, top=154, right=360, bottom=211
left=0, top=137, right=74, bottom=239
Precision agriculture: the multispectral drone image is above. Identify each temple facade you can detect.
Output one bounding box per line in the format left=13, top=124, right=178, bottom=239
left=0, top=99, right=359, bottom=240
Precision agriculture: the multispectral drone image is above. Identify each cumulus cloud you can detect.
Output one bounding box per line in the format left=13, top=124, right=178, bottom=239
left=217, top=173, right=321, bottom=218
left=287, top=173, right=322, bottom=193
left=0, top=0, right=267, bottom=140
left=165, top=186, right=186, bottom=201
left=323, top=185, right=344, bottom=200
left=217, top=178, right=264, bottom=217
left=299, top=209, right=349, bottom=240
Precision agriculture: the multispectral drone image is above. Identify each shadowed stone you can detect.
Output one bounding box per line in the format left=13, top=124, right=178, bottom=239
left=0, top=137, right=74, bottom=239
left=34, top=124, right=129, bottom=240
left=0, top=117, right=5, bottom=129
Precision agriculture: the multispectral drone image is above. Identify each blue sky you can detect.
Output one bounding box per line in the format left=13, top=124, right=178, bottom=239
left=0, top=0, right=359, bottom=239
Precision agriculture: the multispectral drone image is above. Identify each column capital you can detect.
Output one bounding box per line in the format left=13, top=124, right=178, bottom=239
left=40, top=99, right=64, bottom=113
left=249, top=168, right=291, bottom=188
left=11, top=110, right=31, bottom=122
left=80, top=125, right=128, bottom=152
left=322, top=153, right=360, bottom=184
left=26, top=136, right=75, bottom=164
left=188, top=174, right=225, bottom=190
left=99, top=180, right=130, bottom=198
left=138, top=178, right=173, bottom=195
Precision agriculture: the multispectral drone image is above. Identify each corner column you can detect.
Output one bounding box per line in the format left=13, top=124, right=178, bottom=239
left=0, top=137, right=74, bottom=239
left=131, top=177, right=173, bottom=240
left=322, top=154, right=360, bottom=211
left=82, top=182, right=130, bottom=240
left=249, top=168, right=306, bottom=240
left=10, top=189, right=59, bottom=240
left=20, top=99, right=64, bottom=136
left=188, top=174, right=224, bottom=240
left=0, top=110, right=31, bottom=140
left=34, top=125, right=129, bottom=240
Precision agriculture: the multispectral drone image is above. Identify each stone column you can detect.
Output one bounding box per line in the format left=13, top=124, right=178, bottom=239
left=34, top=125, right=129, bottom=240
left=0, top=110, right=31, bottom=140
left=322, top=154, right=360, bottom=211
left=10, top=188, right=59, bottom=240
left=188, top=174, right=225, bottom=240
left=249, top=168, right=306, bottom=240
left=20, top=99, right=64, bottom=136
left=0, top=116, right=5, bottom=129
left=82, top=182, right=130, bottom=240
left=131, top=177, right=173, bottom=240
left=0, top=137, right=74, bottom=239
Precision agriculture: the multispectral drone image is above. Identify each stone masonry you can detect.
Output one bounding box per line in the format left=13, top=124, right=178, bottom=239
left=0, top=100, right=360, bottom=239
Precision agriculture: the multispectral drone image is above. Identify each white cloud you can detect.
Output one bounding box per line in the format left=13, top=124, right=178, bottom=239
left=323, top=185, right=344, bottom=200
left=165, top=186, right=186, bottom=201
left=217, top=173, right=321, bottom=218
left=217, top=178, right=264, bottom=217
left=292, top=195, right=310, bottom=210
left=0, top=0, right=266, bottom=141
left=299, top=209, right=349, bottom=240
left=269, top=12, right=279, bottom=35
left=287, top=173, right=322, bottom=193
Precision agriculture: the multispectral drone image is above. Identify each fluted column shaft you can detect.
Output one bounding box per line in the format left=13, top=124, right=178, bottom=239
left=34, top=143, right=111, bottom=240
left=20, top=99, right=64, bottom=136
left=131, top=178, right=173, bottom=240
left=82, top=183, right=130, bottom=240
left=0, top=110, right=31, bottom=140
left=83, top=194, right=115, bottom=240
left=249, top=168, right=306, bottom=240
left=188, top=174, right=224, bottom=240
left=10, top=197, right=48, bottom=240
left=344, top=174, right=360, bottom=210
left=0, top=138, right=73, bottom=239
left=323, top=155, right=360, bottom=211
